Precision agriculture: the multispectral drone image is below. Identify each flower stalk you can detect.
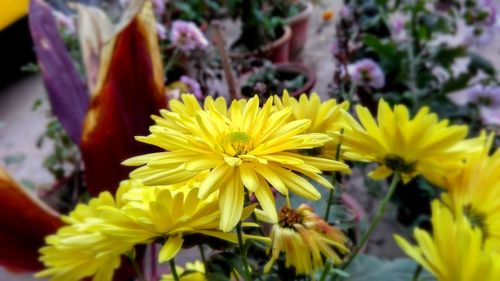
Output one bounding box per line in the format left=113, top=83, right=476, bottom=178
left=342, top=172, right=401, bottom=269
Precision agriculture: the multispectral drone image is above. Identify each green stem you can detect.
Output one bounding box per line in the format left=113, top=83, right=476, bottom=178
left=169, top=258, right=180, bottom=281
left=412, top=264, right=423, bottom=281
left=324, top=129, right=344, bottom=221
left=251, top=212, right=266, bottom=236
left=341, top=172, right=401, bottom=269
left=236, top=221, right=251, bottom=281
left=128, top=254, right=146, bottom=281
left=324, top=189, right=335, bottom=222
left=318, top=260, right=332, bottom=281
left=198, top=244, right=207, bottom=267
left=164, top=47, right=180, bottom=75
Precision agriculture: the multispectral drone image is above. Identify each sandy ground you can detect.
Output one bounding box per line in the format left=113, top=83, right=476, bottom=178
left=2, top=0, right=500, bottom=279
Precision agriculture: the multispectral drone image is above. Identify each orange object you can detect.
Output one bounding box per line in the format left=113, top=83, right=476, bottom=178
left=322, top=10, right=335, bottom=21
left=0, top=0, right=29, bottom=30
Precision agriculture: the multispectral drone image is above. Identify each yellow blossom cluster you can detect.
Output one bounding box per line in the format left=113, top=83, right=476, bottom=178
left=38, top=92, right=492, bottom=280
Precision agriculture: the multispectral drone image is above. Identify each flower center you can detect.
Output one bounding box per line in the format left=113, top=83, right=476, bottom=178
left=278, top=206, right=302, bottom=229
left=464, top=205, right=488, bottom=239
left=223, top=132, right=253, bottom=156
left=384, top=154, right=415, bottom=173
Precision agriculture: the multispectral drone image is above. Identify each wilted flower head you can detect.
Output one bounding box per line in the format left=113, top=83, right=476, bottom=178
left=52, top=10, right=75, bottom=34
left=170, top=20, right=209, bottom=52
left=180, top=75, right=203, bottom=99
left=344, top=59, right=385, bottom=89
left=262, top=204, right=349, bottom=275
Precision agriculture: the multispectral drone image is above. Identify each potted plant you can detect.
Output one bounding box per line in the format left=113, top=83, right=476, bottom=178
left=226, top=0, right=291, bottom=63
left=267, top=0, right=313, bottom=61
left=239, top=60, right=315, bottom=99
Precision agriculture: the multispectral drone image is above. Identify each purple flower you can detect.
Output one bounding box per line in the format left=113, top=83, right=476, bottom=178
left=52, top=11, right=75, bottom=35
left=477, top=0, right=497, bottom=27
left=391, top=17, right=405, bottom=35
left=170, top=20, right=209, bottom=52
left=340, top=6, right=352, bottom=20
left=464, top=25, right=495, bottom=46
left=464, top=84, right=500, bottom=107
left=479, top=107, right=500, bottom=126
left=152, top=0, right=165, bottom=17
left=180, top=76, right=203, bottom=98
left=344, top=59, right=385, bottom=89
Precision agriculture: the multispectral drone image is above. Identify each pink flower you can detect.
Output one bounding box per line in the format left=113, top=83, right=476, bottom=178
left=180, top=76, right=203, bottom=98
left=156, top=22, right=167, bottom=40
left=170, top=20, right=208, bottom=52
left=344, top=59, right=385, bottom=89
left=152, top=0, right=165, bottom=17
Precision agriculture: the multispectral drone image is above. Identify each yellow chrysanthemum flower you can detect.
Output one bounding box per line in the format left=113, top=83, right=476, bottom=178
left=161, top=260, right=206, bottom=281
left=37, top=179, right=266, bottom=281
left=341, top=99, right=480, bottom=183
left=274, top=91, right=352, bottom=159
left=441, top=133, right=500, bottom=253
left=123, top=94, right=350, bottom=231
left=395, top=200, right=500, bottom=281
left=99, top=186, right=265, bottom=262
left=259, top=204, right=349, bottom=275
left=36, top=181, right=135, bottom=281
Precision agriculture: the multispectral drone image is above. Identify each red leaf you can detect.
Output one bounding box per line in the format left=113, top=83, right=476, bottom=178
left=80, top=1, right=166, bottom=196
left=0, top=167, right=62, bottom=272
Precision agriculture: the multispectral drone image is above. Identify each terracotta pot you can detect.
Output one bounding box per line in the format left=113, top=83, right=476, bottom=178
left=239, top=62, right=316, bottom=99
left=283, top=1, right=313, bottom=61
left=276, top=62, right=315, bottom=97
left=229, top=25, right=291, bottom=63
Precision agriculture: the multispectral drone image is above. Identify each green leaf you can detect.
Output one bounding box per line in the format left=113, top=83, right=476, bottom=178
left=468, top=52, right=496, bottom=76
left=362, top=35, right=398, bottom=61
left=339, top=255, right=437, bottom=281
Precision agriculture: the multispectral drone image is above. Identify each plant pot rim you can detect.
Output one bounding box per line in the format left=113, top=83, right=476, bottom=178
left=274, top=62, right=315, bottom=96
left=229, top=25, right=292, bottom=58
left=283, top=1, right=313, bottom=25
